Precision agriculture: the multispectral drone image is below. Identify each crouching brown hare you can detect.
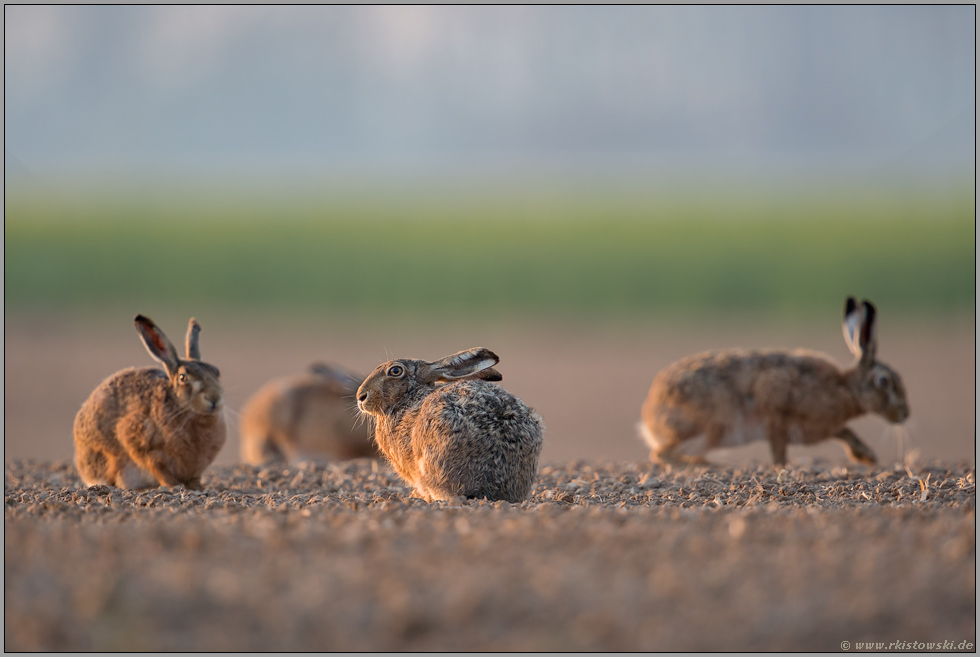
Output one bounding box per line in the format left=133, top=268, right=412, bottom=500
left=640, top=297, right=909, bottom=467
left=356, top=347, right=544, bottom=502
left=74, top=315, right=226, bottom=489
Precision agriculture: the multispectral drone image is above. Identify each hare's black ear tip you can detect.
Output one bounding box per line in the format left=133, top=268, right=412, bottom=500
left=844, top=297, right=857, bottom=314
left=134, top=314, right=150, bottom=324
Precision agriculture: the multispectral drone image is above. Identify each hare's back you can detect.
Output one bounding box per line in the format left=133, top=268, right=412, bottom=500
left=416, top=379, right=542, bottom=502
left=650, top=349, right=840, bottom=414
left=79, top=367, right=169, bottom=417
left=241, top=374, right=307, bottom=428
left=419, top=379, right=541, bottom=447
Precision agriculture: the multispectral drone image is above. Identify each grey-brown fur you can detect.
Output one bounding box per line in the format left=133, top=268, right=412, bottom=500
left=240, top=363, right=378, bottom=464
left=73, top=315, right=226, bottom=489
left=356, top=348, right=544, bottom=502
left=640, top=298, right=910, bottom=466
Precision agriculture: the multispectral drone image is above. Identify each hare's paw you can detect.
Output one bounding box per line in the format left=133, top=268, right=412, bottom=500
left=835, top=428, right=877, bottom=466
left=409, top=487, right=434, bottom=503
left=843, top=442, right=877, bottom=466
left=651, top=448, right=710, bottom=469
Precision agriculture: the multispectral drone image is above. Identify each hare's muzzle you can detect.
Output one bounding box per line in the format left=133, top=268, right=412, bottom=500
left=199, top=393, right=223, bottom=414
left=892, top=403, right=910, bottom=424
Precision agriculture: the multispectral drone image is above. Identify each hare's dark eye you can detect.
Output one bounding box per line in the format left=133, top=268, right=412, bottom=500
left=874, top=373, right=889, bottom=390
left=386, top=365, right=404, bottom=378
left=178, top=373, right=188, bottom=383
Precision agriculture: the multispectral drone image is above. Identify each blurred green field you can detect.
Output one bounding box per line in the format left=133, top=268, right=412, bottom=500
left=4, top=184, right=974, bottom=318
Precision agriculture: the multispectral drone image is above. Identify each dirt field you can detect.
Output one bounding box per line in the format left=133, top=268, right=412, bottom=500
left=4, top=458, right=975, bottom=651
left=4, top=311, right=976, bottom=650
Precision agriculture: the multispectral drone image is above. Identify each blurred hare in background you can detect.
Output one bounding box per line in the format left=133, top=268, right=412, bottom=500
left=640, top=298, right=909, bottom=467
left=239, top=362, right=378, bottom=465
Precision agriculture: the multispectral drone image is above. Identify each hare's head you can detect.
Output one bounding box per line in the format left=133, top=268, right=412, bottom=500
left=135, top=315, right=223, bottom=415
left=841, top=298, right=909, bottom=423
left=356, top=347, right=502, bottom=417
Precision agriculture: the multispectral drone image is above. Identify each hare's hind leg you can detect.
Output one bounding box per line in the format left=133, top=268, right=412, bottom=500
left=75, top=439, right=137, bottom=487
left=683, top=424, right=728, bottom=466
left=643, top=426, right=712, bottom=467
left=75, top=445, right=112, bottom=487
left=242, top=430, right=286, bottom=465
left=639, top=421, right=683, bottom=464
left=638, top=422, right=677, bottom=464
left=674, top=453, right=710, bottom=466
left=834, top=427, right=876, bottom=465
left=670, top=425, right=727, bottom=467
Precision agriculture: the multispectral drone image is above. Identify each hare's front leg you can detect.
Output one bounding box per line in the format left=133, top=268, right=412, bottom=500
left=118, top=422, right=185, bottom=488
left=768, top=422, right=789, bottom=466
left=834, top=428, right=876, bottom=465
left=183, top=476, right=204, bottom=491
left=410, top=487, right=435, bottom=503
left=140, top=450, right=186, bottom=488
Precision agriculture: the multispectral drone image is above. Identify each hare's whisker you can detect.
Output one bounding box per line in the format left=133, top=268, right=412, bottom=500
left=159, top=405, right=190, bottom=427
left=896, top=424, right=918, bottom=468
left=350, top=405, right=371, bottom=432
left=222, top=407, right=241, bottom=433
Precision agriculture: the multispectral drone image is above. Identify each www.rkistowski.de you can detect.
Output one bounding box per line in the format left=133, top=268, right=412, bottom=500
left=843, top=640, right=974, bottom=651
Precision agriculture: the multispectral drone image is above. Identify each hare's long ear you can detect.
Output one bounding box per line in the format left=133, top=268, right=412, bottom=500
left=420, top=348, right=500, bottom=384
left=135, top=315, right=180, bottom=376
left=309, top=362, right=363, bottom=390
left=842, top=297, right=861, bottom=357
left=186, top=318, right=202, bottom=361
left=841, top=297, right=876, bottom=366
left=857, top=300, right=877, bottom=366
left=473, top=367, right=503, bottom=382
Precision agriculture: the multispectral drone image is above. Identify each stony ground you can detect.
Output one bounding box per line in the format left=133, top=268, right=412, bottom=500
left=5, top=459, right=976, bottom=651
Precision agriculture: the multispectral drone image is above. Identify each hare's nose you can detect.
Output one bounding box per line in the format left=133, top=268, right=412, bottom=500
left=357, top=391, right=368, bottom=403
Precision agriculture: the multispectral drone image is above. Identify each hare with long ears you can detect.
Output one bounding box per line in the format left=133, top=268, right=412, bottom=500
left=240, top=362, right=378, bottom=465
left=74, top=315, right=226, bottom=489
left=356, top=347, right=544, bottom=503
left=640, top=298, right=910, bottom=467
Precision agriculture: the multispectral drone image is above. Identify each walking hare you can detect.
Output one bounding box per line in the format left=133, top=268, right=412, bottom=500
left=640, top=298, right=909, bottom=467
left=74, top=315, right=226, bottom=489
left=240, top=362, right=378, bottom=464
left=356, top=347, right=544, bottom=502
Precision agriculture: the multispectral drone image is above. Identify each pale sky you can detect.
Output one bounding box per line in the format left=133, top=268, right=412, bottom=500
left=4, top=5, right=975, bottom=182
